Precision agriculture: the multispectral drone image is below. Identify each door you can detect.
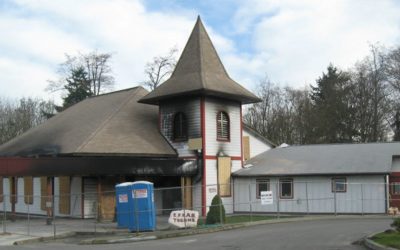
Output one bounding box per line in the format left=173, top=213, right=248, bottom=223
left=389, top=174, right=400, bottom=209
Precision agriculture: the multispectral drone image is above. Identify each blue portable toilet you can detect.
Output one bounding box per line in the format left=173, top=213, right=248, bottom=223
left=128, top=181, right=156, bottom=232
left=115, top=182, right=133, bottom=228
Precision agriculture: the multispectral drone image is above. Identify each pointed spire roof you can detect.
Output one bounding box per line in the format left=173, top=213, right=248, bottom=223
left=139, top=16, right=261, bottom=105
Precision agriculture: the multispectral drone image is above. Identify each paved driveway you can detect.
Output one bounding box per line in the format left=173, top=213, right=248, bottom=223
left=3, top=217, right=393, bottom=250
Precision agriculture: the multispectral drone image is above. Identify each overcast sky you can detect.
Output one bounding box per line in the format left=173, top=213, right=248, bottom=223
left=1, top=0, right=400, bottom=103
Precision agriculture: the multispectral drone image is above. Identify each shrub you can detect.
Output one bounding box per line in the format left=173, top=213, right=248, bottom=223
left=391, top=217, right=400, bottom=232
left=206, top=195, right=226, bottom=225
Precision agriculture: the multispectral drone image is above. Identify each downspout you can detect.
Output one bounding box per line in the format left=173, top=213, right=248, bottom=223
left=385, top=174, right=390, bottom=212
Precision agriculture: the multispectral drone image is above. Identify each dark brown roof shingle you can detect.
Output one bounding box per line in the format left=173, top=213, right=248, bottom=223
left=139, top=17, right=261, bottom=105
left=0, top=87, right=177, bottom=157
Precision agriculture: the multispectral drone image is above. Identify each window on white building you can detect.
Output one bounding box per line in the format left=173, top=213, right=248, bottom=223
left=279, top=178, right=293, bottom=199
left=217, top=111, right=229, bottom=141
left=332, top=178, right=347, bottom=192
left=256, top=179, right=270, bottom=199
left=173, top=112, right=188, bottom=141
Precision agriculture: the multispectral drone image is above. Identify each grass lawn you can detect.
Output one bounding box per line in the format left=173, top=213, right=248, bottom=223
left=371, top=231, right=400, bottom=249
left=197, top=215, right=280, bottom=226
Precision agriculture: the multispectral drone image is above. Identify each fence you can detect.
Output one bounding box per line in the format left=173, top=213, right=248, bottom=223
left=0, top=180, right=396, bottom=237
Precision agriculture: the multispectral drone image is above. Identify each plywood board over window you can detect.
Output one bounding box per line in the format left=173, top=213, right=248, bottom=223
left=24, top=177, right=33, bottom=204
left=0, top=177, right=3, bottom=203
left=243, top=136, right=250, bottom=161
left=218, top=157, right=231, bottom=197
left=59, top=177, right=71, bottom=215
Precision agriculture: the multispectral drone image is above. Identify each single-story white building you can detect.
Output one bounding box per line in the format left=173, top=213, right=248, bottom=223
left=233, top=143, right=400, bottom=214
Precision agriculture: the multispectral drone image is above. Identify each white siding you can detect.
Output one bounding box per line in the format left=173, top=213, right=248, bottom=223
left=204, top=97, right=241, bottom=157
left=31, top=177, right=46, bottom=215
left=0, top=177, right=46, bottom=215
left=243, top=130, right=272, bottom=159
left=234, top=175, right=387, bottom=214
left=193, top=181, right=202, bottom=214
left=4, top=177, right=79, bottom=217
left=203, top=159, right=241, bottom=214
left=205, top=159, right=218, bottom=214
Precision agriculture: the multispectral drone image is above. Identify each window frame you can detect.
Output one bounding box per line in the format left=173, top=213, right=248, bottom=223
left=256, top=179, right=270, bottom=199
left=331, top=177, right=347, bottom=193
left=279, top=178, right=293, bottom=199
left=391, top=182, right=400, bottom=195
left=216, top=111, right=230, bottom=142
left=172, top=112, right=188, bottom=142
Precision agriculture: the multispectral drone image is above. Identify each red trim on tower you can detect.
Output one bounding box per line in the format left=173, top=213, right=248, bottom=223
left=201, top=97, right=206, bottom=216
left=240, top=105, right=243, bottom=167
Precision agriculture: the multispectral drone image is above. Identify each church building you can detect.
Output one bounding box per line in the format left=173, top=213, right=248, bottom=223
left=0, top=17, right=273, bottom=219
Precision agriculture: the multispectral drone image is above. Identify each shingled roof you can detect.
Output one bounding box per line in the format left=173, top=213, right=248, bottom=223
left=139, top=17, right=260, bottom=105
left=233, top=142, right=400, bottom=177
left=0, top=87, right=177, bottom=157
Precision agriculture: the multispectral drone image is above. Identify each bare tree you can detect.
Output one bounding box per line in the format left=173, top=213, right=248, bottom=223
left=46, top=51, right=114, bottom=96
left=82, top=51, right=114, bottom=95
left=0, top=97, right=56, bottom=144
left=385, top=46, right=400, bottom=92
left=143, top=47, right=177, bottom=90
left=244, top=77, right=314, bottom=145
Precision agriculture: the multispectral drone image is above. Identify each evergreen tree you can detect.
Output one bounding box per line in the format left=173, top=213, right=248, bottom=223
left=61, top=66, right=92, bottom=109
left=310, top=64, right=355, bottom=143
left=206, top=195, right=226, bottom=224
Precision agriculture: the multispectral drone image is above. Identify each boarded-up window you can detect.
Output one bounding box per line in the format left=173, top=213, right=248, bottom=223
left=243, top=136, right=250, bottom=161
left=0, top=177, right=3, bottom=202
left=59, top=177, right=71, bottom=214
left=24, top=177, right=33, bottom=204
left=217, top=111, right=230, bottom=141
left=40, top=177, right=47, bottom=211
left=9, top=177, right=17, bottom=204
left=217, top=157, right=231, bottom=197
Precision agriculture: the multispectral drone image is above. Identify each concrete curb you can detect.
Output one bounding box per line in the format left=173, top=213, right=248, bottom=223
left=364, top=233, right=398, bottom=250
left=81, top=236, right=157, bottom=245
left=13, top=232, right=76, bottom=245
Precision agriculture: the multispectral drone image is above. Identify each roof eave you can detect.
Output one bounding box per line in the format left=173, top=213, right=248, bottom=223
left=232, top=172, right=390, bottom=177
left=138, top=89, right=261, bottom=105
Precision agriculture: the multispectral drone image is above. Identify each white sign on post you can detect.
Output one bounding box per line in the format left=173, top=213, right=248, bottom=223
left=168, top=210, right=199, bottom=228
left=261, top=191, right=273, bottom=205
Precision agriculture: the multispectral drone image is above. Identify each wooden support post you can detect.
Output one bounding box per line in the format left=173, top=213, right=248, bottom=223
left=181, top=177, right=193, bottom=210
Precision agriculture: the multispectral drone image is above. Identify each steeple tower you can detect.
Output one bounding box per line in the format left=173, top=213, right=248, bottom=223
left=141, top=17, right=260, bottom=216
left=139, top=16, right=260, bottom=105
